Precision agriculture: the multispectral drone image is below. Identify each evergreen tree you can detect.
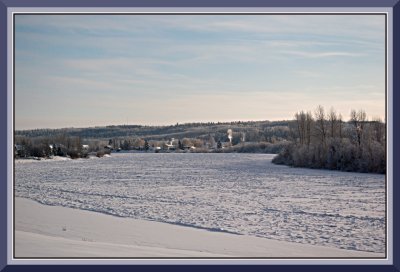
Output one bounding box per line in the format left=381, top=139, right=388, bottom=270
left=178, top=140, right=184, bottom=150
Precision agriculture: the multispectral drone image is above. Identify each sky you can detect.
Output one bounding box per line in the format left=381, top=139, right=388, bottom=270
left=14, top=14, right=386, bottom=130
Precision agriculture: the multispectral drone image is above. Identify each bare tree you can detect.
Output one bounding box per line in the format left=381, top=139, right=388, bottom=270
left=350, top=109, right=366, bottom=147
left=295, top=111, right=307, bottom=145
left=338, top=113, right=343, bottom=139
left=182, top=138, right=192, bottom=147
left=328, top=107, right=338, bottom=138
left=305, top=111, right=313, bottom=146
left=371, top=117, right=384, bottom=143
left=133, top=138, right=145, bottom=149
left=314, top=105, right=327, bottom=146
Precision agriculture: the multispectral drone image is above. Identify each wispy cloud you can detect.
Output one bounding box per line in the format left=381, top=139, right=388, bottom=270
left=281, top=50, right=364, bottom=58
left=294, top=70, right=322, bottom=78
left=14, top=14, right=386, bottom=129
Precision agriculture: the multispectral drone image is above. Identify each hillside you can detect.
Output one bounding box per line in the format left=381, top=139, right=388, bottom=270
left=15, top=120, right=292, bottom=143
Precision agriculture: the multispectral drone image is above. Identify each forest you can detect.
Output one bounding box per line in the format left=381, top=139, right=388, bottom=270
left=272, top=106, right=386, bottom=174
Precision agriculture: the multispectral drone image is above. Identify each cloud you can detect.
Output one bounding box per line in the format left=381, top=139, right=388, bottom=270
left=281, top=50, right=364, bottom=58
left=294, top=70, right=322, bottom=78
left=14, top=14, right=386, bottom=129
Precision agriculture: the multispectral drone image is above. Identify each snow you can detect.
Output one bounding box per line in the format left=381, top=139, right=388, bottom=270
left=14, top=153, right=386, bottom=254
left=15, top=156, right=73, bottom=163
left=15, top=197, right=383, bottom=258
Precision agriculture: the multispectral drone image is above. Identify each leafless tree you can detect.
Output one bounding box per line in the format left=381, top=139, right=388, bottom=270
left=372, top=117, right=385, bottom=143
left=338, top=113, right=343, bottom=139
left=314, top=105, right=327, bottom=146
left=328, top=107, right=338, bottom=138
left=305, top=111, right=313, bottom=146
left=295, top=111, right=307, bottom=145
left=350, top=109, right=366, bottom=147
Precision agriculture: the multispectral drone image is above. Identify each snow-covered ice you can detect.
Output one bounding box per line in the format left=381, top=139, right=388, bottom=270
left=15, top=153, right=386, bottom=254
left=15, top=197, right=383, bottom=258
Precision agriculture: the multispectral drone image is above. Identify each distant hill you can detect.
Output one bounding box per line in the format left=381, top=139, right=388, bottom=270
left=15, top=120, right=292, bottom=143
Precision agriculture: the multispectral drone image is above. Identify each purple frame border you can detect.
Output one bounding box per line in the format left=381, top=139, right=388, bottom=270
left=0, top=0, right=399, bottom=271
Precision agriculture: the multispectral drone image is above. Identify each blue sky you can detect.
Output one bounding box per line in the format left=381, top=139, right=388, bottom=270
left=15, top=14, right=386, bottom=129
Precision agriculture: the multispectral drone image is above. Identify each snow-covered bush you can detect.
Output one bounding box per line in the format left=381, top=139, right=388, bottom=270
left=272, top=107, right=385, bottom=174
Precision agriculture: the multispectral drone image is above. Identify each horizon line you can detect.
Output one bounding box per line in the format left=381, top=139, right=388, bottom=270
left=15, top=116, right=386, bottom=132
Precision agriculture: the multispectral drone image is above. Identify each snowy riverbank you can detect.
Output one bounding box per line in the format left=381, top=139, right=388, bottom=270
left=14, top=154, right=111, bottom=163
left=14, top=197, right=383, bottom=258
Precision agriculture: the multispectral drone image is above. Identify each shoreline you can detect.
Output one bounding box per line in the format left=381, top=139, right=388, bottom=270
left=14, top=154, right=111, bottom=163
left=14, top=197, right=384, bottom=258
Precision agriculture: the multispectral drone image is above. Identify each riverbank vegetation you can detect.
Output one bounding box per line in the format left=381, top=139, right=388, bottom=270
left=14, top=120, right=292, bottom=159
left=14, top=134, right=111, bottom=159
left=272, top=106, right=385, bottom=174
left=14, top=112, right=386, bottom=174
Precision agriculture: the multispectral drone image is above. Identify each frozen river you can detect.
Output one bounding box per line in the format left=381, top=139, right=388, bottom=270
left=15, top=153, right=386, bottom=253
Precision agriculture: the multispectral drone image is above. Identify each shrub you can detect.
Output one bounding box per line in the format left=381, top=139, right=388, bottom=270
left=67, top=150, right=80, bottom=159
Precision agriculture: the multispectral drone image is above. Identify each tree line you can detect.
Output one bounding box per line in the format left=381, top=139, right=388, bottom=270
left=15, top=120, right=295, bottom=158
left=14, top=134, right=111, bottom=159
left=272, top=106, right=385, bottom=174
left=15, top=120, right=291, bottom=142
